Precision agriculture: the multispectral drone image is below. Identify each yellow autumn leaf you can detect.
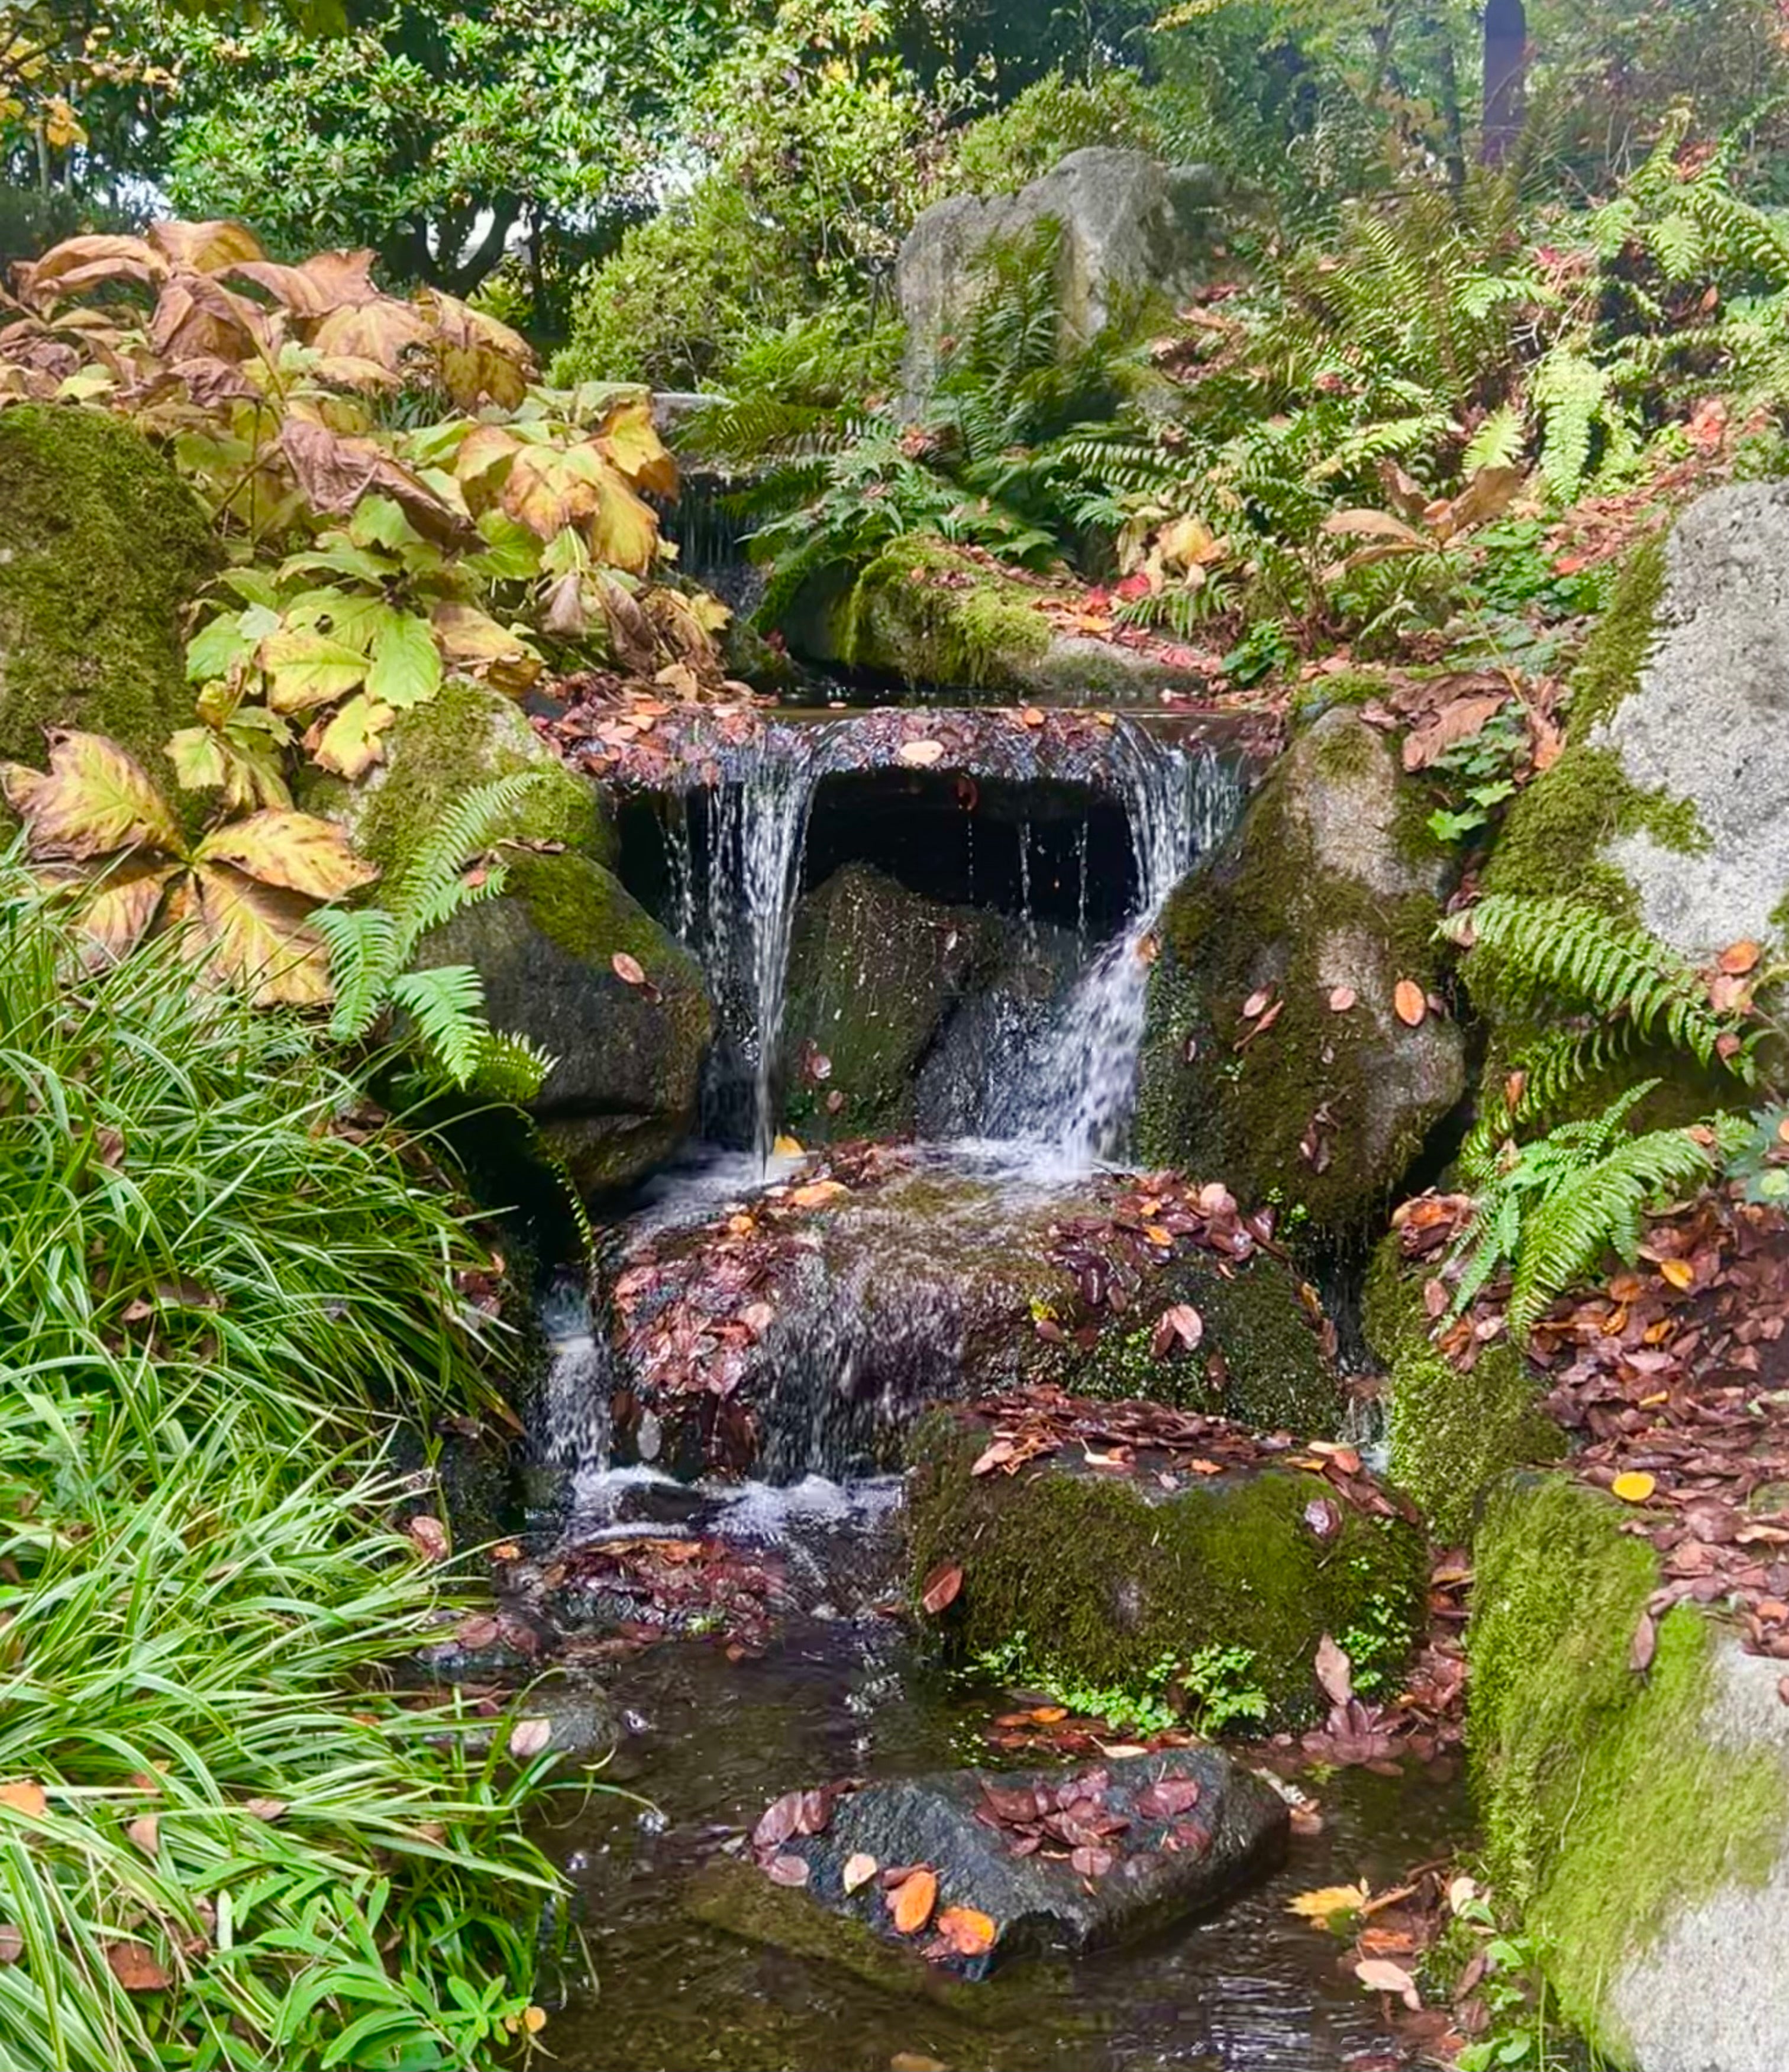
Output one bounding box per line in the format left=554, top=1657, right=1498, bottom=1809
left=194, top=809, right=379, bottom=901
left=597, top=395, right=679, bottom=497
left=73, top=861, right=175, bottom=966
left=189, top=863, right=332, bottom=1008
left=1658, top=1259, right=1696, bottom=1291
left=772, top=1134, right=804, bottom=1156
left=1, top=730, right=180, bottom=862
left=1612, top=1472, right=1657, bottom=1505
left=1286, top=1882, right=1370, bottom=1926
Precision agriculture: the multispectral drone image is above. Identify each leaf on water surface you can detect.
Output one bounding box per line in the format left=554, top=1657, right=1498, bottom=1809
left=887, top=1867, right=938, bottom=1935
left=1286, top=1882, right=1370, bottom=1925
left=843, top=1853, right=879, bottom=1895
left=920, top=1563, right=963, bottom=1617
left=1315, top=1634, right=1354, bottom=1708
left=1355, top=1957, right=1421, bottom=2008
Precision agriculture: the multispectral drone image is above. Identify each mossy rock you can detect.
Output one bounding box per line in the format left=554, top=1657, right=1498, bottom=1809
left=781, top=862, right=1005, bottom=1142
left=1135, top=709, right=1466, bottom=1240
left=0, top=402, right=216, bottom=777
left=424, top=849, right=713, bottom=1195
left=906, top=1409, right=1428, bottom=1728
left=1470, top=1474, right=1789, bottom=2068
left=1361, top=1235, right=1564, bottom=1543
left=306, top=680, right=709, bottom=1195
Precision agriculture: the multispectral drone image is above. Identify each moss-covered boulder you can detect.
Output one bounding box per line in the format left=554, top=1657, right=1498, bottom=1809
left=1471, top=1474, right=1789, bottom=2070
left=314, top=678, right=712, bottom=1194
left=1362, top=1235, right=1565, bottom=1543
left=600, top=1155, right=1345, bottom=1481
left=907, top=1408, right=1428, bottom=1729
left=0, top=403, right=216, bottom=773
left=1135, top=709, right=1466, bottom=1239
left=781, top=862, right=1005, bottom=1142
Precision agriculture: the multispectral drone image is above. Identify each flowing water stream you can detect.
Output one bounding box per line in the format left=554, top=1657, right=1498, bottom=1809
left=528, top=725, right=1466, bottom=2069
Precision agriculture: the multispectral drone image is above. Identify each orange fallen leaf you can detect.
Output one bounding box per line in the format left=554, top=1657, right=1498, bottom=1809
left=1328, top=987, right=1357, bottom=1013
left=1612, top=1472, right=1657, bottom=1504
left=935, top=1905, right=996, bottom=1956
left=1659, top=1259, right=1696, bottom=1291
left=1287, top=1882, right=1370, bottom=1925
left=0, top=1783, right=46, bottom=1819
left=105, top=1941, right=171, bottom=1993
left=920, top=1563, right=963, bottom=1616
left=887, top=1867, right=938, bottom=1935
left=1029, top=1706, right=1067, bottom=1724
left=790, top=1179, right=848, bottom=1211
left=1719, top=940, right=1761, bottom=976
left=1018, top=707, right=1046, bottom=728
left=1393, top=980, right=1427, bottom=1027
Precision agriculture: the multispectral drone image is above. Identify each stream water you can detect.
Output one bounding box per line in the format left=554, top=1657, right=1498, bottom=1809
left=529, top=723, right=1468, bottom=2069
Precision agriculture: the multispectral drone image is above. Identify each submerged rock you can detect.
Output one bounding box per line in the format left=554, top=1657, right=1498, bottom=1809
left=1471, top=1473, right=1789, bottom=2072
left=309, top=678, right=714, bottom=1194
left=1136, top=709, right=1465, bottom=1239
left=906, top=1401, right=1429, bottom=1729
left=725, top=1749, right=1286, bottom=1982
left=0, top=403, right=217, bottom=777
left=597, top=1152, right=1345, bottom=1482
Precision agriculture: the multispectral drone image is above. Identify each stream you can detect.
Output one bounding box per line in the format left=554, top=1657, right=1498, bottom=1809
left=524, top=716, right=1471, bottom=2070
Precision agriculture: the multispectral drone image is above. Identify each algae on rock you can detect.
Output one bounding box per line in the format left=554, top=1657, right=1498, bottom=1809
left=906, top=1410, right=1427, bottom=1728
left=1470, top=1473, right=1789, bottom=2070
left=0, top=403, right=216, bottom=777
left=1135, top=709, right=1465, bottom=1239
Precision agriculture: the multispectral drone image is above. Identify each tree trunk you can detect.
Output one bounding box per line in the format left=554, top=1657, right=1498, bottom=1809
left=1481, top=0, right=1528, bottom=166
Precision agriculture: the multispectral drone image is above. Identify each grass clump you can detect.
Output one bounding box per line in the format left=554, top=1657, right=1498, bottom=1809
left=0, top=854, right=569, bottom=2071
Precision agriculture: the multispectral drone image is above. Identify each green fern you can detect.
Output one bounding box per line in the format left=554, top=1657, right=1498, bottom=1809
left=1451, top=1088, right=1746, bottom=1341
left=317, top=772, right=557, bottom=1100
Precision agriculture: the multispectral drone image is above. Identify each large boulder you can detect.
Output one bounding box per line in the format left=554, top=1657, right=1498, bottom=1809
left=780, top=862, right=1005, bottom=1142
left=899, top=148, right=1223, bottom=409
left=1471, top=1474, right=1789, bottom=2071
left=0, top=403, right=216, bottom=775
left=907, top=1405, right=1429, bottom=1730
left=318, top=677, right=713, bottom=1194
left=598, top=1156, right=1345, bottom=1482
left=722, top=1749, right=1287, bottom=1978
left=1136, top=709, right=1467, bottom=1239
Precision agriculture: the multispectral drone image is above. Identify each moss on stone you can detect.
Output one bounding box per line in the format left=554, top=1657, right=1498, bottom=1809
left=348, top=676, right=614, bottom=875
left=1135, top=717, right=1462, bottom=1238
left=1362, top=1237, right=1564, bottom=1542
left=0, top=402, right=216, bottom=779
left=1470, top=1475, right=1789, bottom=2055
left=836, top=535, right=1052, bottom=690
left=1567, top=532, right=1667, bottom=738
left=906, top=1412, right=1428, bottom=1727
left=1062, top=1250, right=1342, bottom=1437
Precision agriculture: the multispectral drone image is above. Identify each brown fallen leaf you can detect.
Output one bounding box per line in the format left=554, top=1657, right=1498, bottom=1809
left=0, top=1926, right=20, bottom=1965
left=766, top=1854, right=809, bottom=1887
left=888, top=1866, right=938, bottom=1935
left=128, top=1814, right=160, bottom=1856
left=405, top=1514, right=449, bottom=1562
left=897, top=739, right=946, bottom=768
left=105, top=1941, right=171, bottom=1993
left=1328, top=986, right=1357, bottom=1013
left=1355, top=1957, right=1421, bottom=2008
left=1719, top=940, right=1761, bottom=977
left=1315, top=1634, right=1354, bottom=1708
left=508, top=1716, right=553, bottom=1759
left=1393, top=980, right=1428, bottom=1028
left=1150, top=1304, right=1204, bottom=1357
left=611, top=951, right=647, bottom=987
left=921, top=1563, right=964, bottom=1617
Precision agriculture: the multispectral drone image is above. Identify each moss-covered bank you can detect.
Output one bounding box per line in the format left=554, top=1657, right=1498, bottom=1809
left=1361, top=1236, right=1564, bottom=1542
left=0, top=403, right=216, bottom=776
left=1470, top=1475, right=1789, bottom=2060
left=907, top=1410, right=1428, bottom=1727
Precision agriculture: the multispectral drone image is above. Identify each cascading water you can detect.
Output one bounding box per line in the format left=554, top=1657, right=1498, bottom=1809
left=987, top=729, right=1243, bottom=1166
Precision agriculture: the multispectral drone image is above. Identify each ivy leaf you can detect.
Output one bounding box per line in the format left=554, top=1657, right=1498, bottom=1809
left=193, top=810, right=379, bottom=901
left=1, top=730, right=181, bottom=861
left=366, top=613, right=443, bottom=710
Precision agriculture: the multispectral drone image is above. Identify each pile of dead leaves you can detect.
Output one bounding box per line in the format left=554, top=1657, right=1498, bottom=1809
left=1396, top=1183, right=1789, bottom=1682
left=973, top=1765, right=1210, bottom=1878
left=498, top=1530, right=784, bottom=1664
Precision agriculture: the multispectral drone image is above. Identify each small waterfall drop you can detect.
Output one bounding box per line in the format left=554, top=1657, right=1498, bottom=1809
left=989, top=731, right=1242, bottom=1165
left=534, top=1279, right=614, bottom=1508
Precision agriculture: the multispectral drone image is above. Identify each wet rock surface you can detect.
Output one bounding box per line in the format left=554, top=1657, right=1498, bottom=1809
left=739, top=1748, right=1287, bottom=1979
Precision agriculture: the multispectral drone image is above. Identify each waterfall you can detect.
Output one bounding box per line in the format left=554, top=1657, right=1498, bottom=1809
left=534, top=1279, right=614, bottom=1506
left=988, top=730, right=1243, bottom=1166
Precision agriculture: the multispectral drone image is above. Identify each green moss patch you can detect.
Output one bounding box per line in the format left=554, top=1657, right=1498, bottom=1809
left=1362, top=1238, right=1564, bottom=1543
left=0, top=403, right=216, bottom=777
left=907, top=1411, right=1428, bottom=1728
left=1470, top=1475, right=1789, bottom=2054
left=834, top=535, right=1052, bottom=690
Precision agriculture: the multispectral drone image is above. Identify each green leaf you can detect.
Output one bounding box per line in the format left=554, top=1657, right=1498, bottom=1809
left=348, top=494, right=427, bottom=552
left=167, top=725, right=229, bottom=791
left=187, top=613, right=260, bottom=684
left=261, top=629, right=370, bottom=712
left=367, top=613, right=443, bottom=711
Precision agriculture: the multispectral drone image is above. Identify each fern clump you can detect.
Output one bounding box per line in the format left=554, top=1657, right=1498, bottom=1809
left=317, top=773, right=556, bottom=1101
left=1451, top=1086, right=1745, bottom=1342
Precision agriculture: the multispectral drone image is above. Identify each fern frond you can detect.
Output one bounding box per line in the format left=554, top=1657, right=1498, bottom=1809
left=1462, top=403, right=1528, bottom=476
left=389, top=964, right=490, bottom=1090
left=471, top=1030, right=554, bottom=1103
left=391, top=773, right=544, bottom=952
left=315, top=906, right=401, bottom=1043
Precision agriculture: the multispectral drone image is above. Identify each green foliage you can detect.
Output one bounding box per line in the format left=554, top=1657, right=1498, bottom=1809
left=1450, top=1085, right=1743, bottom=1340
left=947, top=69, right=1161, bottom=193
left=970, top=1634, right=1269, bottom=1737
left=1729, top=1106, right=1789, bottom=1207
left=1423, top=709, right=1528, bottom=848
left=318, top=773, right=556, bottom=1100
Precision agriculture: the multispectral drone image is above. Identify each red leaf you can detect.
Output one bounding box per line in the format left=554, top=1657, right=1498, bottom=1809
left=921, top=1563, right=963, bottom=1616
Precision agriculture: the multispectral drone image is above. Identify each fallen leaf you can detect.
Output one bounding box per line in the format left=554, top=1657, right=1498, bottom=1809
left=522, top=2006, right=548, bottom=2036
left=1242, top=988, right=1273, bottom=1020
left=0, top=1926, right=20, bottom=1964
left=105, top=1941, right=171, bottom=1992
left=771, top=1134, right=803, bottom=1156
left=935, top=1905, right=996, bottom=1956
left=1355, top=1957, right=1421, bottom=2008
left=897, top=739, right=947, bottom=768
left=508, top=1717, right=553, bottom=1759
left=790, top=1180, right=848, bottom=1210
left=1659, top=1259, right=1696, bottom=1291
left=1719, top=941, right=1761, bottom=977
left=405, top=1514, right=449, bottom=1562
left=766, top=1853, right=810, bottom=1887
left=1151, top=1304, right=1204, bottom=1357
left=612, top=951, right=647, bottom=987
left=921, top=1563, right=964, bottom=1616
left=843, top=1852, right=879, bottom=1894
left=1328, top=987, right=1357, bottom=1013
left=1315, top=1634, right=1354, bottom=1708
left=890, top=2056, right=948, bottom=2072
left=1630, top=1609, right=1657, bottom=1673
left=0, top=1783, right=46, bottom=1819
left=888, top=1867, right=938, bottom=1935
left=128, top=1814, right=159, bottom=1856
left=1286, top=1882, right=1370, bottom=1925
left=1393, top=980, right=1428, bottom=1027
left=1612, top=1472, right=1658, bottom=1505
left=1019, top=707, right=1046, bottom=728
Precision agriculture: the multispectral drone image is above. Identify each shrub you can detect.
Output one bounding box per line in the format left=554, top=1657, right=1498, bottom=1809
left=947, top=70, right=1164, bottom=195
